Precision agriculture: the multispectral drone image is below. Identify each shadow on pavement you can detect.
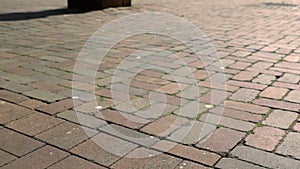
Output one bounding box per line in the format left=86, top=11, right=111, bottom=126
left=0, top=8, right=89, bottom=21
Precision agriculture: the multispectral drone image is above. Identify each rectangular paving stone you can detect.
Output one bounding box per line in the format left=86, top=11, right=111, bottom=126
left=227, top=80, right=266, bottom=90
left=140, top=115, right=188, bottom=137
left=2, top=145, right=69, bottom=169
left=57, top=110, right=107, bottom=129
left=245, top=126, right=285, bottom=151
left=259, top=86, right=289, bottom=99
left=230, top=146, right=300, bottom=169
left=293, top=123, right=300, bottom=132
left=0, top=149, right=17, bottom=167
left=0, top=71, right=37, bottom=84
left=111, top=147, right=182, bottom=169
left=230, top=88, right=260, bottom=102
left=196, top=127, right=245, bottom=155
left=100, top=124, right=159, bottom=147
left=153, top=140, right=221, bottom=166
left=253, top=74, right=276, bottom=85
left=279, top=73, right=300, bottom=84
left=36, top=122, right=98, bottom=150
left=263, top=110, right=298, bottom=129
left=0, top=103, right=34, bottom=124
left=216, top=158, right=266, bottom=169
left=96, top=109, right=148, bottom=129
left=224, top=100, right=270, bottom=114
left=284, top=90, right=300, bottom=104
left=174, top=101, right=206, bottom=118
left=0, top=128, right=44, bottom=156
left=29, top=81, right=64, bottom=92
left=37, top=98, right=74, bottom=115
left=71, top=133, right=138, bottom=166
left=0, top=81, right=33, bottom=93
left=210, top=107, right=262, bottom=123
left=277, top=132, right=300, bottom=160
left=48, top=156, right=106, bottom=169
left=175, top=160, right=211, bottom=169
left=168, top=121, right=216, bottom=145
left=24, top=89, right=66, bottom=103
left=0, top=90, right=28, bottom=103
left=18, top=99, right=46, bottom=109
left=233, top=71, right=259, bottom=81
left=253, top=98, right=300, bottom=112
left=6, top=112, right=63, bottom=136
left=199, top=113, right=255, bottom=132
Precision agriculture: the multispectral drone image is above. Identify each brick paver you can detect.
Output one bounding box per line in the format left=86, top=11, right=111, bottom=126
left=0, top=0, right=300, bottom=168
left=6, top=112, right=63, bottom=136
left=245, top=126, right=285, bottom=151
left=277, top=132, right=300, bottom=160
left=0, top=128, right=44, bottom=156
left=231, top=146, right=300, bottom=169
left=263, top=110, right=298, bottom=129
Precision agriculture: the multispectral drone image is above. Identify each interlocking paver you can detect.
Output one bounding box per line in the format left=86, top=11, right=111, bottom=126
left=0, top=90, right=28, bottom=103
left=230, top=146, right=300, bottom=169
left=153, top=140, right=221, bottom=166
left=0, top=150, right=17, bottom=167
left=96, top=109, right=148, bottom=129
left=196, top=127, right=245, bottom=155
left=284, top=90, right=300, bottom=103
left=245, top=126, right=285, bottom=151
left=48, top=156, right=106, bottom=169
left=111, top=147, right=182, bottom=169
left=253, top=74, right=275, bottom=84
left=24, top=89, right=66, bottom=103
left=36, top=122, right=98, bottom=150
left=263, top=110, right=298, bottom=129
left=230, top=88, right=260, bottom=102
left=199, top=114, right=255, bottom=132
left=168, top=121, right=216, bottom=144
left=1, top=145, right=69, bottom=169
left=0, top=103, right=33, bottom=124
left=0, top=128, right=44, bottom=156
left=233, top=71, right=259, bottom=81
left=175, top=160, right=211, bottom=169
left=259, top=86, right=289, bottom=99
left=37, top=98, right=74, bottom=115
left=100, top=124, right=159, bottom=146
left=210, top=107, right=262, bottom=123
left=279, top=73, right=300, bottom=84
left=224, top=100, right=270, bottom=114
left=18, top=99, right=46, bottom=109
left=57, top=110, right=107, bottom=129
left=71, top=133, right=138, bottom=166
left=6, top=112, right=63, bottom=136
left=227, top=80, right=267, bottom=90
left=253, top=98, right=300, bottom=111
left=294, top=123, right=300, bottom=132
left=141, top=115, right=188, bottom=137
left=277, top=132, right=300, bottom=160
left=216, top=158, right=266, bottom=169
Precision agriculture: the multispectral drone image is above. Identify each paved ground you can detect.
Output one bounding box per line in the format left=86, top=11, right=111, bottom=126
left=0, top=0, right=300, bottom=168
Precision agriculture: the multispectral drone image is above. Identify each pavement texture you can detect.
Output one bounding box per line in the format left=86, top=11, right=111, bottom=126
left=0, top=0, right=300, bottom=168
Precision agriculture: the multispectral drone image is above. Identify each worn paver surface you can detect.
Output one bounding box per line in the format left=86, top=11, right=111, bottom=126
left=0, top=0, right=300, bottom=168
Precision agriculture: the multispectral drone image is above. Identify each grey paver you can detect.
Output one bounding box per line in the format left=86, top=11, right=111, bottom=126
left=277, top=132, right=300, bottom=160
left=230, top=88, right=260, bottom=102
left=24, top=89, right=66, bottom=102
left=263, top=110, right=298, bottom=129
left=230, top=146, right=300, bottom=169
left=216, top=158, right=266, bottom=169
left=57, top=110, right=107, bottom=129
